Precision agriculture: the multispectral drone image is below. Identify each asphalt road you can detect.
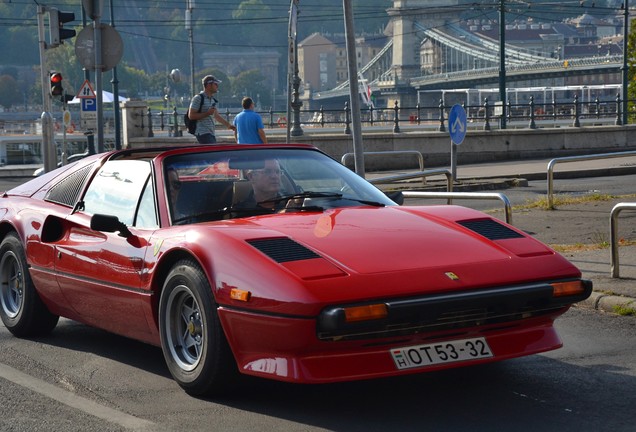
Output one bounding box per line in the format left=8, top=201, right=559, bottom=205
left=1, top=170, right=635, bottom=431
left=0, top=307, right=634, bottom=432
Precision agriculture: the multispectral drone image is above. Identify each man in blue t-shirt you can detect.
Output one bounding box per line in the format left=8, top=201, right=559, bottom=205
left=233, top=97, right=268, bottom=144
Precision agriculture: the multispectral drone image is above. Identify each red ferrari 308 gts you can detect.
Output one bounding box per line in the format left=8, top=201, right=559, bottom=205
left=0, top=144, right=591, bottom=396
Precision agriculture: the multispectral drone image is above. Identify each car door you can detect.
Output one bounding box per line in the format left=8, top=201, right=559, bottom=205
left=54, top=159, right=159, bottom=340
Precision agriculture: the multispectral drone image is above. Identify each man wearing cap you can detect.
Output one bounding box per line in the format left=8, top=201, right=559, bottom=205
left=188, top=75, right=236, bottom=144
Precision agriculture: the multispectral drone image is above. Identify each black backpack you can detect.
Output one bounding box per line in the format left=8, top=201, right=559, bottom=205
left=184, top=92, right=205, bottom=135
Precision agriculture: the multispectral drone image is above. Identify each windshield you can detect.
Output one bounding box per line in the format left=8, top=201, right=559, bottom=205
left=163, top=147, right=397, bottom=225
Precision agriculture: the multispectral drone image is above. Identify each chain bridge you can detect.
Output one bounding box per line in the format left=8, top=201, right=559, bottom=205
left=310, top=0, right=623, bottom=109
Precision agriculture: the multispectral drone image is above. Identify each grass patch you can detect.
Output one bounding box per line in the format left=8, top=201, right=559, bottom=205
left=515, top=192, right=626, bottom=211
left=550, top=238, right=636, bottom=253
left=613, top=303, right=636, bottom=316
left=550, top=243, right=602, bottom=253
left=485, top=192, right=636, bottom=216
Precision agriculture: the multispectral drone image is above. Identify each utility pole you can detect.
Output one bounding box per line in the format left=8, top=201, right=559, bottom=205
left=343, top=0, right=365, bottom=177
left=37, top=5, right=55, bottom=173
left=109, top=0, right=121, bottom=149
left=94, top=5, right=104, bottom=153
left=186, top=0, right=195, bottom=97
left=499, top=0, right=507, bottom=129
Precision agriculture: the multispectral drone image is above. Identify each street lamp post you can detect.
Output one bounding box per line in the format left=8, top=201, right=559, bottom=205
left=186, top=0, right=195, bottom=97
left=287, top=0, right=303, bottom=138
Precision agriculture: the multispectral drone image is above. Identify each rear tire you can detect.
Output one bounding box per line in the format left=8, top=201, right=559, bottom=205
left=159, top=259, right=237, bottom=396
left=0, top=233, right=59, bottom=337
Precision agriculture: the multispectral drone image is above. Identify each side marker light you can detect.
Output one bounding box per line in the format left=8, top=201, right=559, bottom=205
left=230, top=288, right=251, bottom=302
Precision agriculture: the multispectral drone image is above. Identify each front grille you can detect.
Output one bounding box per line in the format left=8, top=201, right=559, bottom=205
left=317, top=305, right=551, bottom=342
left=458, top=219, right=524, bottom=240
left=247, top=237, right=320, bottom=263
left=317, top=280, right=593, bottom=341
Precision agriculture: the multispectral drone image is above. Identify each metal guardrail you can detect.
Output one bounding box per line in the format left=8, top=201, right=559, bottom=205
left=610, top=202, right=636, bottom=278
left=401, top=191, right=513, bottom=225
left=366, top=169, right=513, bottom=224
left=547, top=150, right=636, bottom=208
left=369, top=168, right=454, bottom=194
left=342, top=151, right=425, bottom=184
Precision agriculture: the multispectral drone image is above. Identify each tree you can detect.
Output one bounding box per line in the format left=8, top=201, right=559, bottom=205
left=0, top=75, right=23, bottom=110
left=231, top=69, right=269, bottom=108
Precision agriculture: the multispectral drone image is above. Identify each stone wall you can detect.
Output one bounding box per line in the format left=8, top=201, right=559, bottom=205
left=127, top=125, right=636, bottom=171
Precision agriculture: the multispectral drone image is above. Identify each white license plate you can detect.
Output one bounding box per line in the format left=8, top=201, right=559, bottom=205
left=391, top=337, right=493, bottom=370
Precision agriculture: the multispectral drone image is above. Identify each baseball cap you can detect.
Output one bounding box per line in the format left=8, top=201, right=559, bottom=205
left=202, top=75, right=222, bottom=86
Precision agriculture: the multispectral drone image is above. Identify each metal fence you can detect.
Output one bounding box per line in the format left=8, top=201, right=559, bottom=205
left=143, top=96, right=631, bottom=137
left=1, top=96, right=631, bottom=139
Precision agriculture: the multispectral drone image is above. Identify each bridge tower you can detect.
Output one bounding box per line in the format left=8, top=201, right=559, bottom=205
left=386, top=0, right=460, bottom=106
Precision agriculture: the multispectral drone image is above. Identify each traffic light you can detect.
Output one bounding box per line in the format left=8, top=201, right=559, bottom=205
left=48, top=8, right=76, bottom=47
left=50, top=72, right=63, bottom=97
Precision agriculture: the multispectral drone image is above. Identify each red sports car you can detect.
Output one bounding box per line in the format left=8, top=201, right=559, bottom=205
left=0, top=144, right=591, bottom=396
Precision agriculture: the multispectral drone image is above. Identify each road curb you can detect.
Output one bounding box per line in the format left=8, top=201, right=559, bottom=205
left=579, top=291, right=636, bottom=315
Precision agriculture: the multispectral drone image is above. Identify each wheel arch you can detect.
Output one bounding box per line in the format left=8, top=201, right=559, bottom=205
left=149, top=248, right=216, bottom=329
left=0, top=221, right=21, bottom=245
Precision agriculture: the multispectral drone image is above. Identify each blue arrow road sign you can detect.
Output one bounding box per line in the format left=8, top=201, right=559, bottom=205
left=448, top=104, right=467, bottom=145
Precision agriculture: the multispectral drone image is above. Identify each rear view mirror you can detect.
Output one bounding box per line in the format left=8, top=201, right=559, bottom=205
left=228, top=157, right=266, bottom=170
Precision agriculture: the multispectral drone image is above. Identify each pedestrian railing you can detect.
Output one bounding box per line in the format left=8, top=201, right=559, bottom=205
left=369, top=168, right=453, bottom=194
left=610, top=202, right=636, bottom=278
left=401, top=192, right=513, bottom=225
left=142, top=95, right=631, bottom=138
left=547, top=150, right=636, bottom=208
left=341, top=151, right=425, bottom=183
left=366, top=169, right=513, bottom=224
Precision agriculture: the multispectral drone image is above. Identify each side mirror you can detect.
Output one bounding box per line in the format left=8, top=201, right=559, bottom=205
left=385, top=191, right=404, bottom=205
left=90, top=214, right=132, bottom=237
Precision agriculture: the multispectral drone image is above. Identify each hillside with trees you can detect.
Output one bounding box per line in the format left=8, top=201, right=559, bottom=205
left=0, top=0, right=390, bottom=110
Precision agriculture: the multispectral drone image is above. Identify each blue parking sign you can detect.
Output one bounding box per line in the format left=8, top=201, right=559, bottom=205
left=81, top=98, right=97, bottom=112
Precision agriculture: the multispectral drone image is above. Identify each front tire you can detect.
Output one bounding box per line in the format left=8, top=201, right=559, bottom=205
left=0, top=233, right=59, bottom=337
left=159, top=259, right=236, bottom=396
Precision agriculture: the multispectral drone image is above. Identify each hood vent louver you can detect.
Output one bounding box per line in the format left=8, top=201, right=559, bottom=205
left=458, top=219, right=524, bottom=240
left=247, top=238, right=320, bottom=263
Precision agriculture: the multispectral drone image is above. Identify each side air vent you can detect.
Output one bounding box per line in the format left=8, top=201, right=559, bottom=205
left=458, top=219, right=524, bottom=240
left=247, top=238, right=320, bottom=263
left=45, top=164, right=94, bottom=207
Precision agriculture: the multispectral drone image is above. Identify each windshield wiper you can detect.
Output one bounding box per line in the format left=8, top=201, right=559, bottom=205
left=279, top=205, right=325, bottom=212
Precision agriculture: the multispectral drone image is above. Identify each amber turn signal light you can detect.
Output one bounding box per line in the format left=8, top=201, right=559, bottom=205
left=551, top=280, right=585, bottom=297
left=230, top=288, right=251, bottom=302
left=344, top=304, right=388, bottom=323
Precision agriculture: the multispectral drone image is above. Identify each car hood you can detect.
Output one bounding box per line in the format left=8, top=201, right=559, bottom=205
left=215, top=205, right=575, bottom=278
